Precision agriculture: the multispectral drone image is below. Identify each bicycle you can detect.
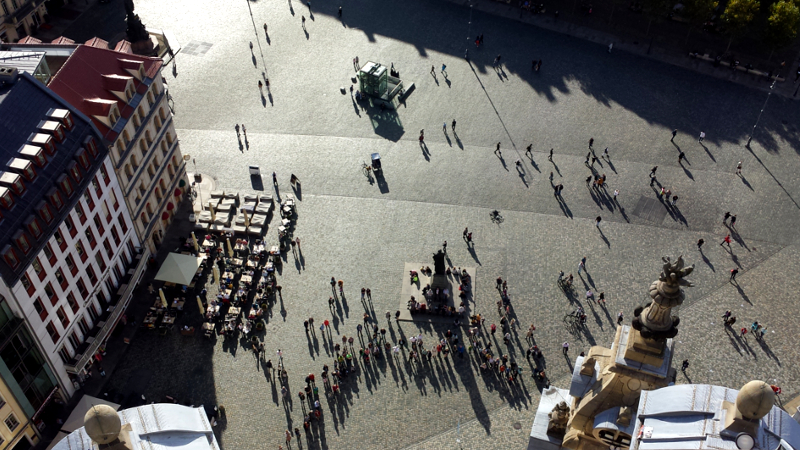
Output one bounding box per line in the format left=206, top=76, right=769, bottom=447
left=490, top=210, right=504, bottom=223
left=361, top=161, right=372, bottom=177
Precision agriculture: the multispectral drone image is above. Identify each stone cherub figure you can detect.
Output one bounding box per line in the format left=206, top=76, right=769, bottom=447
left=547, top=401, right=570, bottom=438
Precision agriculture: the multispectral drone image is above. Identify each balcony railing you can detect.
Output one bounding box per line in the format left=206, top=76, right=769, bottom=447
left=64, top=247, right=150, bottom=374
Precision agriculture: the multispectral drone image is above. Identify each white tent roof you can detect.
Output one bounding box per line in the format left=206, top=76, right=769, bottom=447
left=154, top=253, right=204, bottom=286
left=61, top=395, right=120, bottom=433
left=52, top=404, right=219, bottom=450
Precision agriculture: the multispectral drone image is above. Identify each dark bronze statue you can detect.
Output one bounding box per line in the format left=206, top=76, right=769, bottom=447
left=432, top=250, right=446, bottom=276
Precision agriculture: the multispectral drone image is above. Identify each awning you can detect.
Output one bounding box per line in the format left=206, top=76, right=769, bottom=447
left=174, top=188, right=182, bottom=197
left=167, top=202, right=175, bottom=210
left=161, top=211, right=170, bottom=220
left=154, top=253, right=204, bottom=285
left=60, top=395, right=120, bottom=433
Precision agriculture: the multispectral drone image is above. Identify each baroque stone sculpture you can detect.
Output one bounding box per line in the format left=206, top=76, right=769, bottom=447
left=547, top=401, right=571, bottom=438
left=632, top=256, right=694, bottom=340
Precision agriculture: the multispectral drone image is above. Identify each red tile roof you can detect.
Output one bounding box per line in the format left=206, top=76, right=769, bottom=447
left=51, top=37, right=75, bottom=45
left=47, top=45, right=163, bottom=141
left=18, top=36, right=41, bottom=44
left=84, top=37, right=109, bottom=49
left=114, top=40, right=133, bottom=54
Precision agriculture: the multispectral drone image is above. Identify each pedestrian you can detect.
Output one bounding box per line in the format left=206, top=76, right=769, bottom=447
left=598, top=292, right=605, bottom=304
left=249, top=41, right=253, bottom=51
left=699, top=131, right=705, bottom=143
left=548, top=148, right=553, bottom=161
left=681, top=359, right=689, bottom=371
left=697, top=238, right=704, bottom=250
left=578, top=256, right=586, bottom=274
left=285, top=429, right=292, bottom=444
left=722, top=310, right=732, bottom=322
left=736, top=161, right=742, bottom=175
left=730, top=215, right=737, bottom=227
left=588, top=138, right=594, bottom=149
left=730, top=268, right=739, bottom=281
left=495, top=142, right=501, bottom=155
left=613, top=189, right=619, bottom=201
left=723, top=211, right=731, bottom=223
left=443, top=122, right=447, bottom=133
left=720, top=234, right=732, bottom=247
left=490, top=323, right=497, bottom=335
left=603, top=147, right=609, bottom=159
left=272, top=172, right=277, bottom=185
left=678, top=151, right=686, bottom=163
left=595, top=216, right=602, bottom=227
left=562, top=342, right=569, bottom=354
left=338, top=6, right=342, bottom=17
left=515, top=159, right=522, bottom=169
left=649, top=166, right=658, bottom=182
left=419, top=129, right=424, bottom=144
left=452, top=119, right=457, bottom=131
left=430, top=65, right=435, bottom=75
left=671, top=195, right=678, bottom=206
left=671, top=129, right=677, bottom=141
left=258, top=80, right=263, bottom=91
left=466, top=232, right=472, bottom=245
left=442, top=240, right=447, bottom=253
left=526, top=144, right=532, bottom=158
left=536, top=59, right=542, bottom=71
left=608, top=42, right=613, bottom=53
left=441, top=64, right=447, bottom=75
left=617, top=311, right=624, bottom=325
left=591, top=156, right=598, bottom=166
left=479, top=34, right=484, bottom=45
left=301, top=15, right=306, bottom=27
left=585, top=175, right=592, bottom=186
left=264, top=23, right=268, bottom=35
left=235, top=124, right=240, bottom=137
left=463, top=227, right=468, bottom=240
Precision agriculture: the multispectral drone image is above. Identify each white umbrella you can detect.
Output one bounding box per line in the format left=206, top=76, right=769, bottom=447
left=197, top=296, right=205, bottom=314
left=191, top=232, right=199, bottom=251
left=213, top=265, right=220, bottom=285
left=243, top=209, right=250, bottom=227
left=227, top=238, right=233, bottom=258
left=209, top=202, right=216, bottom=221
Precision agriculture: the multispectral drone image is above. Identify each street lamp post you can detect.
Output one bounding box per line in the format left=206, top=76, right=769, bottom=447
left=466, top=4, right=473, bottom=59
left=746, top=78, right=777, bottom=149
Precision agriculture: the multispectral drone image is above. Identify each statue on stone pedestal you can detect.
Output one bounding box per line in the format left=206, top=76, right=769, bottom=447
left=632, top=256, right=694, bottom=340
left=124, top=0, right=156, bottom=55
left=547, top=401, right=570, bottom=438
left=432, top=250, right=446, bottom=276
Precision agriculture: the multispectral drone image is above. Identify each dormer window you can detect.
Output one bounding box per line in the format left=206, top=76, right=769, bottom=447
left=76, top=149, right=90, bottom=170
left=38, top=121, right=65, bottom=143
left=139, top=66, right=145, bottom=79
left=67, top=162, right=82, bottom=183
left=0, top=187, right=14, bottom=209
left=1, top=245, right=19, bottom=268
left=109, top=106, right=120, bottom=126
left=57, top=174, right=74, bottom=197
left=9, top=158, right=35, bottom=181
left=30, top=133, right=55, bottom=155
left=84, top=136, right=98, bottom=157
left=36, top=201, right=53, bottom=223
left=19, top=144, right=47, bottom=167
left=13, top=230, right=30, bottom=254
left=47, top=108, right=74, bottom=130
left=24, top=216, right=42, bottom=238
left=47, top=187, right=64, bottom=210
left=0, top=172, right=24, bottom=195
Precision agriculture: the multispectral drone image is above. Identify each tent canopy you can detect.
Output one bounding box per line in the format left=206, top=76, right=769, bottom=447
left=61, top=395, right=120, bottom=433
left=154, top=253, right=204, bottom=286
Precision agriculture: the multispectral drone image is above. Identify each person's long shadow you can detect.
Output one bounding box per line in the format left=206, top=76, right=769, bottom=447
left=699, top=249, right=715, bottom=272
left=557, top=196, right=573, bottom=218
left=739, top=175, right=754, bottom=191
left=605, top=159, right=617, bottom=174
left=756, top=337, right=781, bottom=365
left=498, top=154, right=508, bottom=171
left=266, top=34, right=271, bottom=45
left=432, top=73, right=439, bottom=86
left=734, top=282, right=752, bottom=304
left=251, top=53, right=257, bottom=67
left=445, top=78, right=451, bottom=88
left=444, top=132, right=452, bottom=147
left=467, top=245, right=481, bottom=265
left=700, top=142, right=716, bottom=162
left=455, top=134, right=464, bottom=150
left=597, top=227, right=610, bottom=247
left=420, top=142, right=430, bottom=161
left=517, top=166, right=528, bottom=187
left=304, top=28, right=309, bottom=39
left=350, top=95, right=361, bottom=117
left=681, top=163, right=694, bottom=180
left=529, top=155, right=540, bottom=172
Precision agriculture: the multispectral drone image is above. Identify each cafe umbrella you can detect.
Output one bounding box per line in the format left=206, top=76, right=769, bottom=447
left=197, top=296, right=205, bottom=314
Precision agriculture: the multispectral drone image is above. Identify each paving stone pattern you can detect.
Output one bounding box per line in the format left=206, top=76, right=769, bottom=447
left=93, top=0, right=800, bottom=448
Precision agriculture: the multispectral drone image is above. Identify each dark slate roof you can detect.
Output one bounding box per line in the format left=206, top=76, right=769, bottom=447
left=0, top=72, right=109, bottom=286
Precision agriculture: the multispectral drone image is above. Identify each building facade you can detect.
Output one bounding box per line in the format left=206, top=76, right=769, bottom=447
left=0, top=69, right=146, bottom=405
left=48, top=44, right=189, bottom=256
left=0, top=0, right=47, bottom=43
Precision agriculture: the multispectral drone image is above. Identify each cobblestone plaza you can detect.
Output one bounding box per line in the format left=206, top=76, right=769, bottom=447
left=93, top=0, right=800, bottom=448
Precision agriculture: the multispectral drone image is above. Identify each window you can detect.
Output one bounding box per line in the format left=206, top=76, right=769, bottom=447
left=76, top=279, right=88, bottom=297
left=49, top=188, right=64, bottom=210
left=87, top=184, right=98, bottom=204
left=124, top=164, right=133, bottom=181
left=84, top=136, right=98, bottom=156
left=116, top=142, right=124, bottom=160
left=88, top=302, right=99, bottom=321
left=54, top=230, right=65, bottom=249
left=67, top=293, right=79, bottom=313
left=38, top=201, right=53, bottom=223
left=19, top=272, right=32, bottom=292
left=147, top=91, right=154, bottom=106
left=94, top=215, right=104, bottom=234
left=132, top=114, right=141, bottom=129
left=44, top=282, right=56, bottom=302
left=103, top=238, right=113, bottom=258
left=75, top=241, right=84, bottom=257
left=75, top=202, right=85, bottom=224
left=101, top=201, right=110, bottom=221
left=2, top=246, right=19, bottom=269
left=43, top=242, right=55, bottom=264
left=85, top=227, right=95, bottom=245
left=76, top=149, right=90, bottom=169
left=78, top=317, right=90, bottom=335
left=68, top=163, right=82, bottom=183
left=64, top=215, right=76, bottom=237
left=65, top=255, right=75, bottom=274
left=67, top=332, right=80, bottom=350
left=58, top=347, right=71, bottom=364
left=110, top=190, right=119, bottom=210
left=56, top=306, right=69, bottom=329
left=167, top=164, right=174, bottom=177
left=55, top=268, right=66, bottom=289
left=4, top=414, right=19, bottom=432
left=122, top=130, right=131, bottom=147
left=96, top=251, right=106, bottom=271
left=160, top=140, right=168, bottom=156
left=87, top=266, right=97, bottom=285
left=131, top=154, right=139, bottom=170
left=26, top=216, right=42, bottom=238
left=0, top=187, right=14, bottom=209
left=45, top=321, right=60, bottom=344
left=13, top=231, right=30, bottom=254
left=110, top=226, right=120, bottom=245
left=59, top=174, right=74, bottom=197
left=32, top=257, right=44, bottom=280
left=34, top=298, right=47, bottom=321
left=100, top=164, right=109, bottom=184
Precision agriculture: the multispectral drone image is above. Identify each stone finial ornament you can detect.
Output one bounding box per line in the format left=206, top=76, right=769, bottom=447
left=632, top=256, right=694, bottom=340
